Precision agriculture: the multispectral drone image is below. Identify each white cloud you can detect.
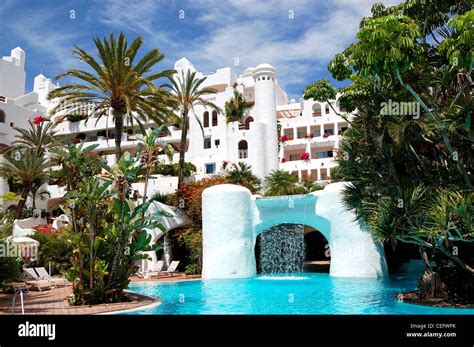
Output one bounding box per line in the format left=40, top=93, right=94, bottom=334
left=7, top=9, right=81, bottom=72
left=179, top=0, right=405, bottom=98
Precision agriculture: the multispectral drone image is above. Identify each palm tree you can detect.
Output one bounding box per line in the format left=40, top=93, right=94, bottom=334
left=10, top=119, right=59, bottom=157
left=264, top=170, right=300, bottom=196
left=225, top=86, right=249, bottom=123
left=0, top=151, right=49, bottom=219
left=28, top=183, right=50, bottom=210
left=166, top=69, right=220, bottom=190
left=48, top=32, right=177, bottom=162
left=134, top=125, right=174, bottom=203
left=226, top=162, right=261, bottom=193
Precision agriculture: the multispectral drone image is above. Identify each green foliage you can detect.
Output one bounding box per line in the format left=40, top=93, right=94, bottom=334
left=30, top=231, right=73, bottom=275
left=264, top=170, right=300, bottom=196
left=149, top=192, right=171, bottom=205
left=303, top=78, right=337, bottom=102
left=153, top=162, right=196, bottom=177
left=184, top=263, right=199, bottom=275
left=49, top=32, right=177, bottom=161
left=438, top=11, right=474, bottom=68
left=330, top=0, right=473, bottom=299
left=59, top=150, right=166, bottom=305
left=178, top=228, right=202, bottom=274
left=225, top=162, right=261, bottom=193
left=299, top=179, right=324, bottom=194
left=0, top=240, right=22, bottom=289
left=165, top=69, right=220, bottom=189
left=65, top=114, right=87, bottom=123
left=225, top=88, right=249, bottom=123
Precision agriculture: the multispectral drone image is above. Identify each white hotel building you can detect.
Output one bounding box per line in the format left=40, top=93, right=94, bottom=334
left=0, top=47, right=351, bottom=212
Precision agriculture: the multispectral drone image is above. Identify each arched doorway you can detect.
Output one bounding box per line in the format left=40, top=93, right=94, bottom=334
left=238, top=140, right=248, bottom=159
left=304, top=226, right=330, bottom=272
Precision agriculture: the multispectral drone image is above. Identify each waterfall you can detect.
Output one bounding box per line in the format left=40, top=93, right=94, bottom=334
left=257, top=224, right=305, bottom=274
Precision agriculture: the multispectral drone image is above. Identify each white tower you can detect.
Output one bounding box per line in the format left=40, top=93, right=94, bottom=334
left=11, top=47, right=25, bottom=70
left=0, top=47, right=26, bottom=98
left=252, top=63, right=279, bottom=178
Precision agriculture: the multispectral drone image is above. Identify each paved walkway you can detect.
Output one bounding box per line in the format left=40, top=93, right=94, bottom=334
left=0, top=273, right=200, bottom=315
left=0, top=284, right=155, bottom=315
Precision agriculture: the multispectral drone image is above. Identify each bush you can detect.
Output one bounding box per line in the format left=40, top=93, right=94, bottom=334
left=30, top=228, right=73, bottom=275
left=178, top=228, right=202, bottom=274
left=0, top=240, right=22, bottom=289
left=154, top=162, right=196, bottom=177
left=171, top=176, right=228, bottom=226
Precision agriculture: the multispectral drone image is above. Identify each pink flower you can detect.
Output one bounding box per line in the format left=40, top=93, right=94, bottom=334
left=300, top=152, right=310, bottom=161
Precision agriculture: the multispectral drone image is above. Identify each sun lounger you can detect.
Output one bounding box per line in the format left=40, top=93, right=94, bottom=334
left=22, top=268, right=53, bottom=291
left=144, top=261, right=164, bottom=279
left=34, top=267, right=68, bottom=287
left=162, top=261, right=180, bottom=277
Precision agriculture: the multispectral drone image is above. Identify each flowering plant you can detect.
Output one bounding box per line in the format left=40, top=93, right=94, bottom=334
left=280, top=135, right=292, bottom=142
left=33, top=224, right=61, bottom=235
left=323, top=133, right=331, bottom=138
left=300, top=152, right=310, bottom=161
left=33, top=116, right=47, bottom=125
left=304, top=133, right=315, bottom=139
left=281, top=158, right=287, bottom=163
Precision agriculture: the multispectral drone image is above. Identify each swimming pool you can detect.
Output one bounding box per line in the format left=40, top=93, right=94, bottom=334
left=126, top=273, right=474, bottom=314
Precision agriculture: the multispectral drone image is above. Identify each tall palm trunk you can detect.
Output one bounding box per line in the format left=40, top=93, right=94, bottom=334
left=114, top=111, right=124, bottom=162
left=15, top=185, right=31, bottom=220
left=177, top=109, right=189, bottom=191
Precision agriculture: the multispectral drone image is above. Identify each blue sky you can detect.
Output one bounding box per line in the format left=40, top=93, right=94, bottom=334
left=0, top=0, right=402, bottom=100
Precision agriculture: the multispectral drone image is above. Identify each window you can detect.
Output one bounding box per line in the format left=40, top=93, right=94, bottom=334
left=205, top=163, right=216, bottom=174
left=204, top=137, right=211, bottom=149
left=212, top=111, right=218, bottom=126
left=0, top=110, right=5, bottom=123
left=289, top=154, right=299, bottom=161
left=340, top=127, right=348, bottom=134
left=324, top=129, right=334, bottom=135
left=203, top=111, right=209, bottom=128
left=238, top=140, right=248, bottom=159
left=325, top=105, right=330, bottom=114
left=327, top=151, right=333, bottom=157
left=244, top=116, right=254, bottom=130
left=316, top=151, right=327, bottom=158
left=215, top=139, right=220, bottom=148
left=312, top=104, right=321, bottom=117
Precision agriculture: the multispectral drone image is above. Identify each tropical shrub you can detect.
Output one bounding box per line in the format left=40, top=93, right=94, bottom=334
left=323, top=0, right=473, bottom=300
left=0, top=240, right=22, bottom=290
left=225, top=162, right=261, bottom=193
left=172, top=176, right=229, bottom=226
left=30, top=230, right=72, bottom=275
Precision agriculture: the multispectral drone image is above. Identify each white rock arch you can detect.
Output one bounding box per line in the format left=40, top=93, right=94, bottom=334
left=202, top=183, right=387, bottom=279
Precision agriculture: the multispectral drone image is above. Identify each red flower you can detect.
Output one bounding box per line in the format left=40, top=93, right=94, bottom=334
left=281, top=158, right=287, bottom=163
left=280, top=135, right=291, bottom=142
left=323, top=133, right=331, bottom=138
left=304, top=133, right=315, bottom=139
left=33, top=116, right=47, bottom=125
left=33, top=224, right=60, bottom=235
left=300, top=152, right=310, bottom=161
left=221, top=160, right=229, bottom=170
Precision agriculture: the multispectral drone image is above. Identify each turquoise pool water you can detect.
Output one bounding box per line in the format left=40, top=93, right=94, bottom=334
left=126, top=273, right=474, bottom=314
